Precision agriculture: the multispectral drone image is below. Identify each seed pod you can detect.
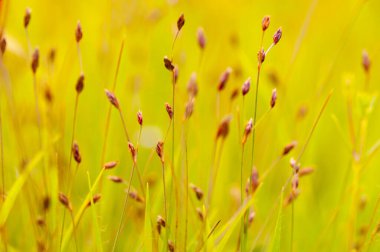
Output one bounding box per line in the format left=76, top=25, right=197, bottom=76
left=137, top=111, right=143, bottom=126
left=190, top=184, right=204, bottom=200
left=104, top=161, right=118, bottom=169
left=165, top=103, right=173, bottom=119
left=262, top=16, right=270, bottom=31
left=58, top=193, right=72, bottom=211
left=242, top=118, right=253, bottom=145
left=108, top=175, right=123, bottom=183
left=43, top=196, right=51, bottom=211
left=76, top=74, right=84, bottom=94
left=184, top=99, right=194, bottom=120
left=216, top=115, right=232, bottom=139
left=177, top=14, right=185, bottom=31
left=157, top=215, right=166, bottom=227
left=299, top=167, right=314, bottom=177
left=257, top=49, right=265, bottom=64
left=75, top=21, right=83, bottom=43
left=292, top=174, right=299, bottom=191
left=242, top=77, right=251, bottom=96
left=156, top=141, right=164, bottom=163
left=105, top=89, right=120, bottom=109
left=72, top=141, right=81, bottom=164
left=246, top=168, right=259, bottom=195
left=270, top=88, right=277, bottom=108
left=86, top=194, right=101, bottom=207
left=218, top=67, right=232, bottom=91
left=128, top=142, right=137, bottom=163
left=31, top=48, right=39, bottom=73
left=187, top=72, right=198, bottom=98
left=163, top=56, right=174, bottom=71
left=197, top=27, right=206, bottom=50
left=273, top=28, right=282, bottom=45
left=196, top=207, right=204, bottom=222
left=24, top=8, right=31, bottom=28
left=0, top=37, right=6, bottom=55
left=282, top=141, right=297, bottom=156
left=128, top=191, right=144, bottom=203
left=230, top=88, right=239, bottom=101
left=362, top=50, right=370, bottom=73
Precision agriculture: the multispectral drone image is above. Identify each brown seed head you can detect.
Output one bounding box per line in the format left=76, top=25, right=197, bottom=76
left=72, top=141, right=81, bottom=164
left=58, top=192, right=72, bottom=211
left=156, top=141, right=164, bottom=163
left=105, top=89, right=120, bottom=109
left=190, top=184, right=204, bottom=200
left=216, top=115, right=232, bottom=139
left=262, top=16, right=270, bottom=31
left=157, top=215, right=166, bottom=227
left=76, top=74, right=84, bottom=94
left=75, top=21, right=83, bottom=43
left=196, top=207, right=204, bottom=222
left=24, top=8, right=31, bottom=28
left=218, top=67, right=232, bottom=91
left=242, top=77, right=251, bottom=96
left=43, top=196, right=51, bottom=211
left=128, top=142, right=137, bottom=163
left=270, top=88, right=277, bottom=108
left=282, top=141, right=297, bottom=156
left=165, top=103, right=173, bottom=119
left=163, top=56, right=174, bottom=71
left=292, top=174, right=299, bottom=191
left=273, top=28, right=282, bottom=45
left=173, top=65, right=179, bottom=84
left=246, top=168, right=259, bottom=195
left=184, top=99, right=194, bottom=120
left=257, top=49, right=265, bottom=64
left=128, top=191, right=144, bottom=203
left=187, top=72, right=198, bottom=98
left=44, top=87, right=53, bottom=103
left=48, top=48, right=56, bottom=63
left=177, top=14, right=185, bottom=31
left=108, top=175, right=123, bottom=183
left=290, top=157, right=300, bottom=173
left=242, top=118, right=253, bottom=145
left=299, top=167, right=314, bottom=177
left=86, top=194, right=102, bottom=207
left=31, top=48, right=39, bottom=73
left=137, top=110, right=143, bottom=126
left=197, top=27, right=206, bottom=50
left=104, top=161, right=118, bottom=169
left=230, top=88, right=239, bottom=101
left=0, top=37, right=6, bottom=55
left=362, top=50, right=370, bottom=73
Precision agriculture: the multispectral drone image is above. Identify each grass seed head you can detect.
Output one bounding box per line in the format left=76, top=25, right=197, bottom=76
left=72, top=141, right=82, bottom=164
left=177, top=14, right=185, bottom=31
left=156, top=141, right=164, bottom=163
left=242, top=77, right=251, bottom=96
left=290, top=157, right=300, bottom=173
left=184, top=98, right=194, bottom=119
left=262, top=16, right=270, bottom=31
left=248, top=210, right=255, bottom=225
left=230, top=88, right=239, bottom=101
left=128, top=142, right=137, bottom=163
left=196, top=207, right=204, bottom=222
left=173, top=65, right=179, bottom=84
left=165, top=103, right=173, bottom=119
left=299, top=167, right=314, bottom=177
left=24, top=8, right=31, bottom=28
left=362, top=50, right=370, bottom=73
left=105, top=89, right=120, bottom=109
left=273, top=28, right=282, bottom=45
left=187, top=72, right=198, bottom=98
left=197, top=27, right=206, bottom=50
left=137, top=110, right=143, bottom=126
left=242, top=118, right=253, bottom=145
left=163, top=56, right=174, bottom=71
left=86, top=194, right=101, bottom=207
left=31, top=48, right=39, bottom=73
left=218, top=67, right=232, bottom=91
left=216, top=115, right=232, bottom=139
left=76, top=74, right=84, bottom=94
left=190, top=184, right=204, bottom=200
left=0, top=37, right=6, bottom=55
left=108, top=175, right=123, bottom=183
left=282, top=141, right=297, bottom=156
left=246, top=167, right=259, bottom=195
left=157, top=215, right=166, bottom=227
left=257, top=49, right=265, bottom=64
left=58, top=192, right=72, bottom=211
left=104, top=161, right=118, bottom=169
left=128, top=190, right=144, bottom=203
left=75, top=21, right=83, bottom=43
left=270, top=88, right=277, bottom=108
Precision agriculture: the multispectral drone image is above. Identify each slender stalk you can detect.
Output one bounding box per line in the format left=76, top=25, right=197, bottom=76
left=69, top=210, right=79, bottom=252
left=240, top=144, right=246, bottom=252
left=0, top=101, right=4, bottom=201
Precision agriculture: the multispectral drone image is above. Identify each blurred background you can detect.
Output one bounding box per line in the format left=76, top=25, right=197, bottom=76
left=1, top=0, right=380, bottom=251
